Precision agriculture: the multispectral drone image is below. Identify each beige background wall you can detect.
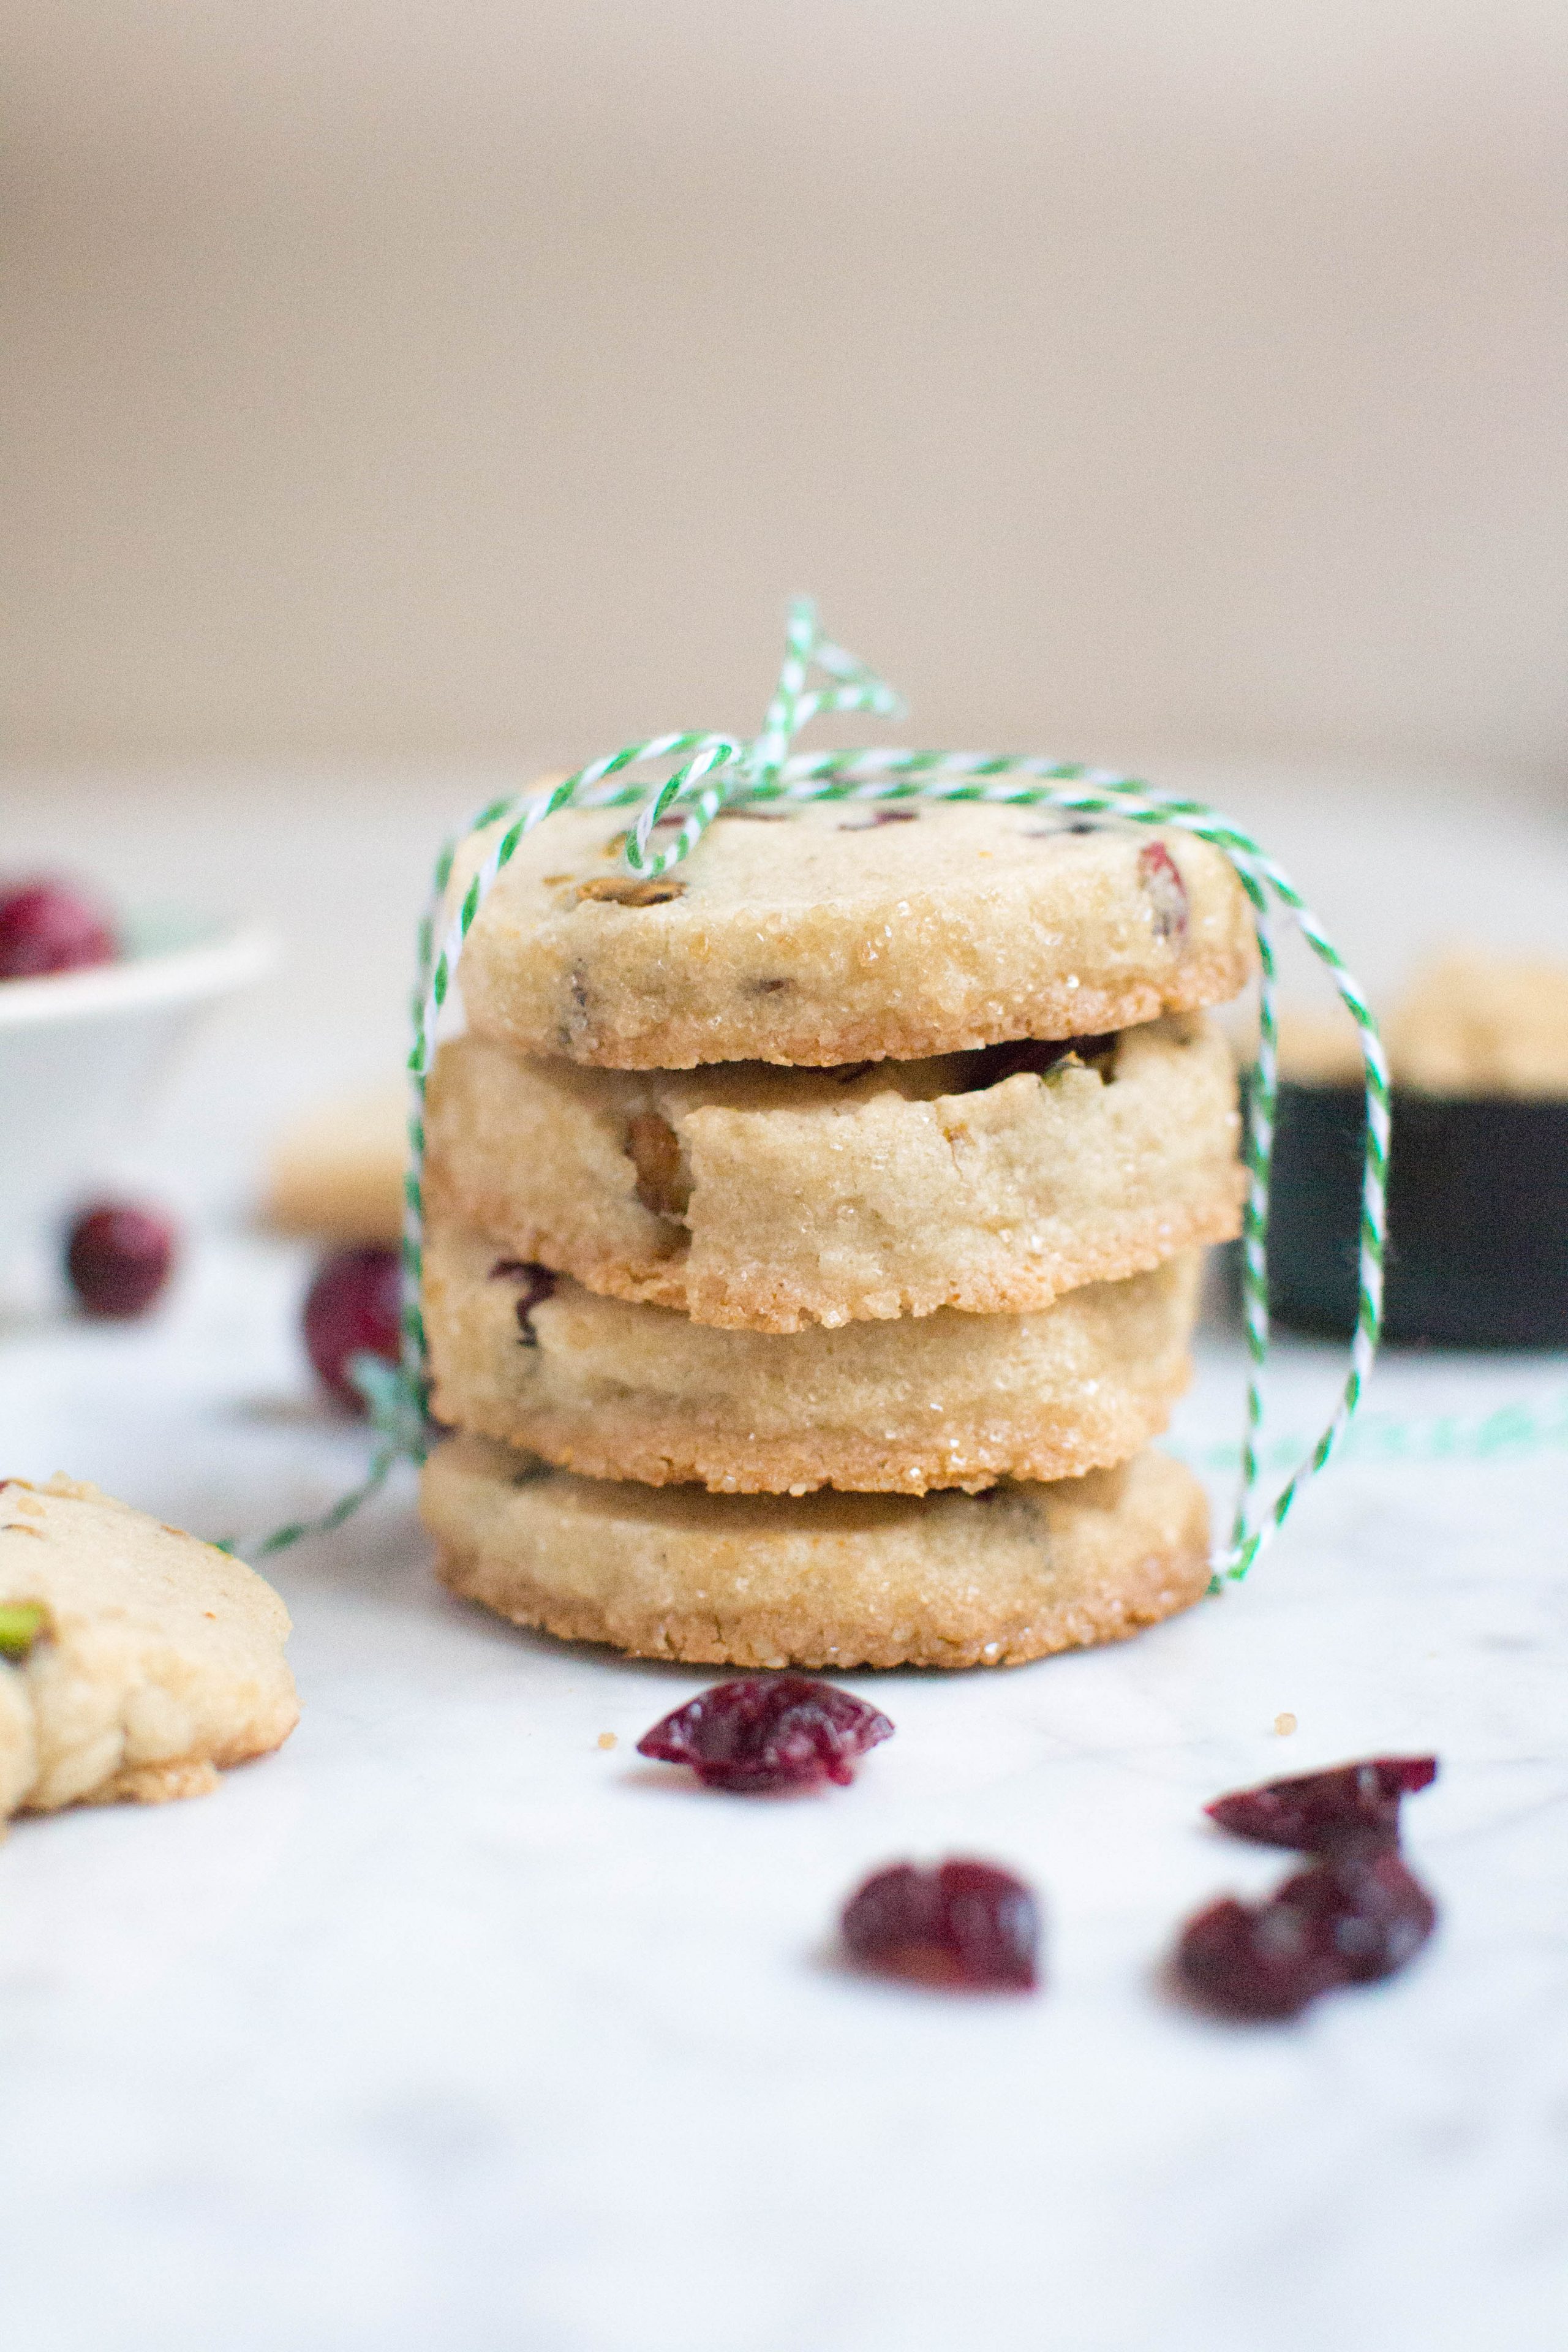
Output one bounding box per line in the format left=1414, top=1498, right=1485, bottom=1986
left=3, top=2, right=1564, bottom=775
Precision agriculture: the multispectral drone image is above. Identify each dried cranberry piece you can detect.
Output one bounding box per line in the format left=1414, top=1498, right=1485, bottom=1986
left=843, top=1859, right=1040, bottom=1991
left=1175, top=1892, right=1341, bottom=2020
left=1274, top=1852, right=1438, bottom=1985
left=0, top=879, right=118, bottom=979
left=64, top=1202, right=178, bottom=1318
left=489, top=1258, right=557, bottom=1343
left=1206, top=1755, right=1438, bottom=1855
left=303, top=1244, right=403, bottom=1409
left=637, top=1676, right=893, bottom=1793
left=1137, top=840, right=1188, bottom=943
left=1175, top=1852, right=1437, bottom=2020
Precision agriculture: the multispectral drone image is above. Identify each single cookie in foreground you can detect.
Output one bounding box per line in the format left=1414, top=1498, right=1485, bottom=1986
left=423, top=1223, right=1201, bottom=1493
left=0, top=1476, right=300, bottom=1815
left=421, top=1434, right=1212, bottom=1670
left=450, top=802, right=1256, bottom=1068
left=426, top=1014, right=1243, bottom=1330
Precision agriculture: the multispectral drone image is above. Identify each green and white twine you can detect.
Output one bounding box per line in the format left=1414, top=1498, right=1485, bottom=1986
left=382, top=598, right=1392, bottom=1589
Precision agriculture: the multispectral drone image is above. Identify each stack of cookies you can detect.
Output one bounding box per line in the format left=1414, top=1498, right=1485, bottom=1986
left=418, top=802, right=1254, bottom=1669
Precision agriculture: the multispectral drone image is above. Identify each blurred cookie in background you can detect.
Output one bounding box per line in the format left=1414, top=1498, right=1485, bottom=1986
left=265, top=1083, right=405, bottom=1246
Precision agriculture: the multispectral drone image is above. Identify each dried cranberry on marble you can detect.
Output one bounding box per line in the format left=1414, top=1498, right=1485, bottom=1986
left=1206, top=1756, right=1437, bottom=1856
left=842, top=1858, right=1040, bottom=1991
left=1176, top=1850, right=1437, bottom=2021
left=637, top=1676, right=892, bottom=1793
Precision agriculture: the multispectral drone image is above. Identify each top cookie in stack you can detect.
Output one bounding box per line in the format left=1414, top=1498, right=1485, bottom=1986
left=418, top=801, right=1254, bottom=1670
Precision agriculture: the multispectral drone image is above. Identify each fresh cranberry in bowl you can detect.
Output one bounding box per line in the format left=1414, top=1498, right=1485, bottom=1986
left=303, top=1244, right=404, bottom=1409
left=64, top=1202, right=178, bottom=1318
left=0, top=880, right=118, bottom=981
left=842, top=1858, right=1041, bottom=1991
left=637, top=1676, right=893, bottom=1793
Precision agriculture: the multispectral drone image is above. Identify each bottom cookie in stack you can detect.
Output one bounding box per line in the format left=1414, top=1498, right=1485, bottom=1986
left=420, top=1434, right=1212, bottom=1672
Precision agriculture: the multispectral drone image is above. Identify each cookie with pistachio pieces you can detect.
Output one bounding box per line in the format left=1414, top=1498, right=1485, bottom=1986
left=0, top=1475, right=298, bottom=1816
left=448, top=799, right=1256, bottom=1068
left=424, top=1012, right=1243, bottom=1332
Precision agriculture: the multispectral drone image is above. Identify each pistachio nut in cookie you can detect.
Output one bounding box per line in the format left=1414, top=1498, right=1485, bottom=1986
left=448, top=799, right=1256, bottom=1070
left=421, top=1434, right=1213, bottom=1672
left=424, top=1014, right=1243, bottom=1332
left=0, top=1475, right=298, bottom=1815
left=423, top=1223, right=1202, bottom=1495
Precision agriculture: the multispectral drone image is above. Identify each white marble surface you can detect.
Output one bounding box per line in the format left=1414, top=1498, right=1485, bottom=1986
left=2, top=765, right=1567, bottom=2351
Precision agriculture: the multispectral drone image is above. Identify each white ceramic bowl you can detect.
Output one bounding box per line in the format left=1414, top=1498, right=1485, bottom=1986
left=0, top=911, right=276, bottom=1267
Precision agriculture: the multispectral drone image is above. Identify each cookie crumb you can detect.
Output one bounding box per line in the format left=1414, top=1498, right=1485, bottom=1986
left=1274, top=1711, right=1298, bottom=1736
left=597, top=1731, right=618, bottom=1751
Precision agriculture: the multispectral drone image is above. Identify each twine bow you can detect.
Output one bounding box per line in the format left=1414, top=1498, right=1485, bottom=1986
left=261, top=600, right=1393, bottom=1586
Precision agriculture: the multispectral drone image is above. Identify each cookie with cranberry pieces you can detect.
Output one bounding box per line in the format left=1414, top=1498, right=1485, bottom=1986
left=424, top=1013, right=1243, bottom=1332
left=448, top=799, right=1255, bottom=1069
left=422, top=1223, right=1202, bottom=1495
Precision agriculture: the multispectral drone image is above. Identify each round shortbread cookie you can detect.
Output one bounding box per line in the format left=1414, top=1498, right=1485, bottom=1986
left=424, top=1223, right=1201, bottom=1494
left=0, top=1475, right=300, bottom=1815
left=421, top=1434, right=1213, bottom=1670
left=424, top=1012, right=1243, bottom=1331
left=265, top=1082, right=406, bottom=1243
left=451, top=802, right=1254, bottom=1068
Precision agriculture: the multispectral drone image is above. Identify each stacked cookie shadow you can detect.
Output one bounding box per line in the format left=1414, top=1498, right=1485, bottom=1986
left=418, top=801, right=1254, bottom=1670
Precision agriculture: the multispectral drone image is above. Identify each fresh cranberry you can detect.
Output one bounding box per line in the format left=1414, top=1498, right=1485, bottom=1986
left=1176, top=1852, right=1437, bottom=2020
left=842, top=1859, right=1040, bottom=1991
left=1206, top=1756, right=1438, bottom=1856
left=1137, top=840, right=1188, bottom=943
left=303, top=1244, right=404, bottom=1409
left=0, top=880, right=118, bottom=979
left=64, top=1202, right=178, bottom=1318
left=637, top=1676, right=893, bottom=1793
left=489, top=1258, right=557, bottom=1343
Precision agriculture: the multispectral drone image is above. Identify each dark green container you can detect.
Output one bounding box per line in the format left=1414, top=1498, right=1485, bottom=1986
left=1257, top=1078, right=1568, bottom=1348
